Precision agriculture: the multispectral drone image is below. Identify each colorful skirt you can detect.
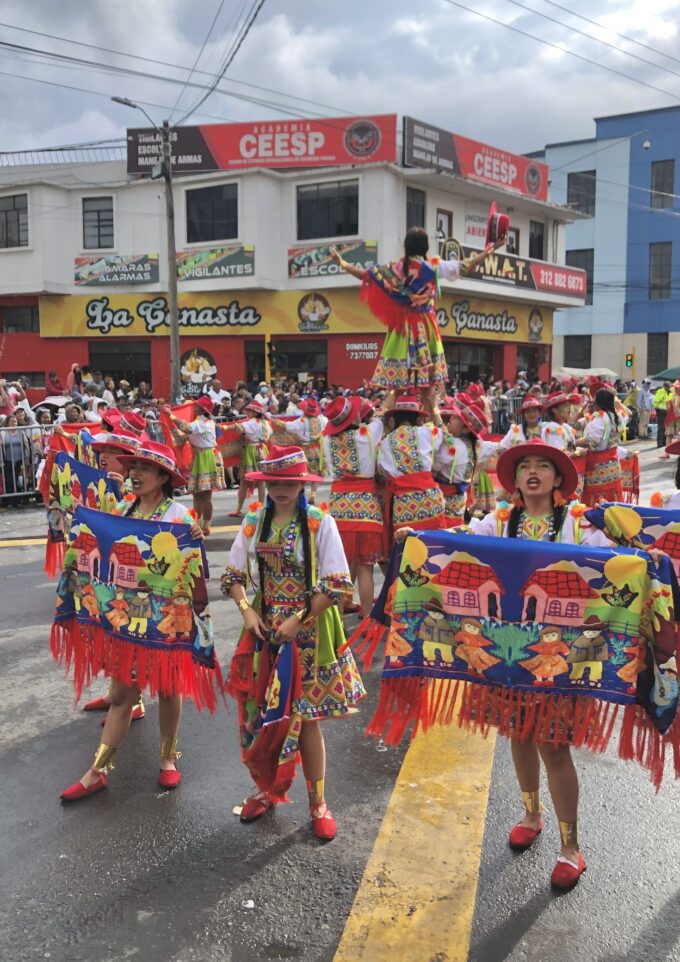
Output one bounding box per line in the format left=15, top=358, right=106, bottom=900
left=387, top=471, right=446, bottom=534
left=620, top=453, right=640, bottom=504
left=242, top=441, right=268, bottom=471
left=188, top=448, right=226, bottom=493
left=371, top=315, right=447, bottom=391
left=437, top=479, right=467, bottom=527
left=582, top=448, right=622, bottom=506
left=303, top=441, right=323, bottom=478
left=330, top=477, right=384, bottom=565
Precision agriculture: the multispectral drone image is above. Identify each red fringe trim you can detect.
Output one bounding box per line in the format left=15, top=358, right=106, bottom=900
left=338, top=615, right=386, bottom=670
left=338, top=530, right=383, bottom=567
left=50, top=620, right=223, bottom=712
left=360, top=274, right=430, bottom=335
left=367, top=676, right=680, bottom=791
left=44, top=538, right=65, bottom=579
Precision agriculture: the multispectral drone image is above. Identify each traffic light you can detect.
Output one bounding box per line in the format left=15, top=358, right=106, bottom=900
left=625, top=352, right=634, bottom=368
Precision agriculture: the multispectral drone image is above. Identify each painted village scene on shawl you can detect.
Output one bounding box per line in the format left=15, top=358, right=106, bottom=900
left=6, top=6, right=680, bottom=962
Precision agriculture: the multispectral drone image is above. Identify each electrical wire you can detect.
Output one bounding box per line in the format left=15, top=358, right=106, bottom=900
left=168, top=0, right=228, bottom=121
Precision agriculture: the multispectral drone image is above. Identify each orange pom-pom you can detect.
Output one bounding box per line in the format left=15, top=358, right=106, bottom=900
left=188, top=508, right=198, bottom=520
left=569, top=502, right=587, bottom=518
left=308, top=517, right=320, bottom=532
left=123, top=493, right=136, bottom=502
left=358, top=426, right=368, bottom=436
left=244, top=524, right=256, bottom=537
left=318, top=502, right=329, bottom=512
left=650, top=491, right=664, bottom=508
left=496, top=507, right=511, bottom=522
left=248, top=501, right=263, bottom=512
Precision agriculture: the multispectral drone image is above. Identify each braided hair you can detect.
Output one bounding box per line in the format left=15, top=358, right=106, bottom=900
left=507, top=502, right=565, bottom=542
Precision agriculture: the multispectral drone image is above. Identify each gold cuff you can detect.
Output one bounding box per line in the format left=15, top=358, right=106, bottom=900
left=521, top=790, right=542, bottom=815
left=559, top=821, right=578, bottom=848
left=237, top=597, right=250, bottom=613
left=160, top=736, right=182, bottom=761
left=92, top=742, right=116, bottom=773
left=306, top=778, right=325, bottom=806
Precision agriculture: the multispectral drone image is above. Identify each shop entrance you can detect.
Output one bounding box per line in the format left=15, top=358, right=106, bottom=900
left=444, top=342, right=496, bottom=386
left=516, top=347, right=539, bottom=380
left=245, top=338, right=327, bottom=385
left=89, top=340, right=151, bottom=384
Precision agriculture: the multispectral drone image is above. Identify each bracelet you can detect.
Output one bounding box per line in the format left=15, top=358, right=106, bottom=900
left=294, top=608, right=314, bottom=625
left=237, top=597, right=250, bottom=613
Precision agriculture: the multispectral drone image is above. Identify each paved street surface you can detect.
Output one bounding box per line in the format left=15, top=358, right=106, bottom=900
left=2, top=442, right=680, bottom=962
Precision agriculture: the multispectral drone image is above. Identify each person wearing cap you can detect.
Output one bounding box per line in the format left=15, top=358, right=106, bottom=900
left=636, top=379, right=653, bottom=439
left=323, top=395, right=384, bottom=615
left=541, top=392, right=577, bottom=452
left=376, top=389, right=448, bottom=544
left=229, top=396, right=272, bottom=517
left=60, top=441, right=204, bottom=803
left=221, top=445, right=365, bottom=840
left=499, top=397, right=543, bottom=450
left=661, top=379, right=680, bottom=457
left=653, top=381, right=672, bottom=449
left=330, top=227, right=501, bottom=396
left=270, top=398, right=328, bottom=504
left=396, top=439, right=610, bottom=890
left=574, top=388, right=624, bottom=505
left=166, top=396, right=225, bottom=535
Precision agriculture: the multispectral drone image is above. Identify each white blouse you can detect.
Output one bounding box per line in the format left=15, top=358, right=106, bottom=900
left=282, top=414, right=329, bottom=444
left=469, top=508, right=611, bottom=546
left=188, top=416, right=216, bottom=450
left=377, top=422, right=444, bottom=478
left=323, top=419, right=383, bottom=479
left=541, top=421, right=576, bottom=451
left=433, top=435, right=470, bottom=484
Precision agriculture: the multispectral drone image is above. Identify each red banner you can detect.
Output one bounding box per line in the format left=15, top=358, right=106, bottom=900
left=528, top=262, right=587, bottom=297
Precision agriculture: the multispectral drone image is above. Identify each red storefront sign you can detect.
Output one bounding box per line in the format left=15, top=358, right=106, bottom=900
left=404, top=117, right=548, bottom=201
left=127, top=116, right=397, bottom=174
left=528, top=262, right=587, bottom=297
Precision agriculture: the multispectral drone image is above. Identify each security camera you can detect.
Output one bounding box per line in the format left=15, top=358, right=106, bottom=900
left=642, top=140, right=651, bottom=150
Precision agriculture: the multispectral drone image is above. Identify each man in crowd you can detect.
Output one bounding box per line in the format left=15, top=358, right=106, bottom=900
left=654, top=380, right=672, bottom=449
left=637, top=379, right=653, bottom=439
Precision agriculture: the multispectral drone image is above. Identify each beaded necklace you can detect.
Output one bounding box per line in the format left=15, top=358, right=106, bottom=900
left=127, top=496, right=173, bottom=521
left=517, top=510, right=555, bottom=542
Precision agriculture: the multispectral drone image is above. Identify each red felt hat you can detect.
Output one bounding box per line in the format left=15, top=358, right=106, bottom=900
left=440, top=395, right=458, bottom=416
left=100, top=407, right=121, bottom=431
left=666, top=439, right=680, bottom=456
left=195, top=395, right=214, bottom=415
left=118, top=411, right=147, bottom=437
left=543, top=391, right=571, bottom=411
left=450, top=392, right=488, bottom=438
left=244, top=444, right=324, bottom=483
left=496, top=439, right=578, bottom=499
left=485, top=202, right=510, bottom=249
left=245, top=396, right=267, bottom=416
left=90, top=430, right=142, bottom=455
left=359, top=397, right=374, bottom=420
left=323, top=395, right=363, bottom=435
left=519, top=397, right=544, bottom=414
left=394, top=395, right=427, bottom=416
left=117, top=440, right=186, bottom=488
left=300, top=398, right=321, bottom=417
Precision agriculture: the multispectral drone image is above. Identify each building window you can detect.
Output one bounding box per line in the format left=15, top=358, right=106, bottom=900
left=567, top=171, right=596, bottom=216
left=650, top=242, right=672, bottom=300
left=82, top=196, right=114, bottom=249
left=564, top=335, right=591, bottom=368
left=506, top=227, right=520, bottom=255
left=3, top=370, right=45, bottom=388
left=1, top=305, right=39, bottom=333
left=651, top=161, right=674, bottom=210
left=296, top=180, right=358, bottom=241
left=186, top=184, right=238, bottom=244
left=406, top=187, right=426, bottom=229
left=565, top=249, right=594, bottom=305
left=0, top=193, right=28, bottom=249
left=529, top=221, right=545, bottom=260
left=648, top=332, right=668, bottom=374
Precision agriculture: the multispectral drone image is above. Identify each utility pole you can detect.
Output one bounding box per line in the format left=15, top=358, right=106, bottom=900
left=162, top=121, right=181, bottom=403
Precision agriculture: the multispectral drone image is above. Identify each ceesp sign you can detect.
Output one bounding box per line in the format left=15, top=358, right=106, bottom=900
left=127, top=115, right=397, bottom=175
left=403, top=116, right=548, bottom=201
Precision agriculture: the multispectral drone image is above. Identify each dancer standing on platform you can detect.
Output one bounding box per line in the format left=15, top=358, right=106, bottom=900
left=270, top=398, right=327, bottom=504
left=574, top=388, right=623, bottom=505
left=323, top=395, right=384, bottom=616
left=229, top=396, right=272, bottom=517
left=59, top=441, right=206, bottom=801
left=330, top=220, right=504, bottom=394
left=164, top=396, right=225, bottom=535
left=222, top=446, right=365, bottom=839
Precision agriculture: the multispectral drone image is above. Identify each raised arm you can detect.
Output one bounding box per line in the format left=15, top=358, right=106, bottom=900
left=329, top=247, right=365, bottom=280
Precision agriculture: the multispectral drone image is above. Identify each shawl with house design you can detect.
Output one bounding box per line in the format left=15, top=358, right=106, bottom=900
left=50, top=506, right=221, bottom=711
left=345, top=530, right=680, bottom=789
left=43, top=450, right=121, bottom=578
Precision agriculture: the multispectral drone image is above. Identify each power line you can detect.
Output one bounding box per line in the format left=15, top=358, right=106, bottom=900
left=176, top=0, right=268, bottom=124
left=168, top=0, right=228, bottom=121
left=441, top=0, right=680, bottom=104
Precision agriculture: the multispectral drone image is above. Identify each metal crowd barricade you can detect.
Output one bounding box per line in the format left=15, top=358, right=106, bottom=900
left=0, top=423, right=56, bottom=502
left=490, top=395, right=525, bottom=432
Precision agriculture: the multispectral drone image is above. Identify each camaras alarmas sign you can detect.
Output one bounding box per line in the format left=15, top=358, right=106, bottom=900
left=403, top=116, right=549, bottom=201
left=127, top=115, right=397, bottom=174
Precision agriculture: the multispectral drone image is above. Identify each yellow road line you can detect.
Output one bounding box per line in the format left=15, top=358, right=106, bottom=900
left=334, top=708, right=496, bottom=962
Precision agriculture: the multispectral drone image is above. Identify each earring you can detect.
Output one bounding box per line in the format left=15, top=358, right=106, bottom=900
left=553, top=488, right=567, bottom=507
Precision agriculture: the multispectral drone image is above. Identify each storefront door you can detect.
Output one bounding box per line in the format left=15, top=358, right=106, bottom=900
left=89, top=340, right=151, bottom=384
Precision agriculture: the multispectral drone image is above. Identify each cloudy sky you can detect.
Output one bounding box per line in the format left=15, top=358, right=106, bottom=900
left=1, top=0, right=679, bottom=157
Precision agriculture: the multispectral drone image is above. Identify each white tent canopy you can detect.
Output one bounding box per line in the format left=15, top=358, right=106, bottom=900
left=552, top=366, right=620, bottom=381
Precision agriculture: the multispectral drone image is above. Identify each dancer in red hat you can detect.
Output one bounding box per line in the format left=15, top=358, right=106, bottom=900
left=229, top=396, right=272, bottom=517
left=376, top=391, right=448, bottom=546
left=165, top=396, right=225, bottom=535
left=432, top=397, right=474, bottom=527
left=330, top=215, right=505, bottom=395
left=60, top=441, right=206, bottom=802
left=574, top=388, right=624, bottom=505
left=222, top=446, right=364, bottom=840
left=541, top=391, right=577, bottom=452
left=661, top=379, right=680, bottom=456
left=499, top=397, right=544, bottom=449
left=322, top=395, right=384, bottom=615
left=270, top=398, right=327, bottom=504
left=445, top=387, right=500, bottom=515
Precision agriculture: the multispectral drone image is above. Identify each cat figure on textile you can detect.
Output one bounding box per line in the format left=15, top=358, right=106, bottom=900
left=147, top=555, right=171, bottom=577
left=399, top=564, right=429, bottom=589
left=601, top=583, right=638, bottom=608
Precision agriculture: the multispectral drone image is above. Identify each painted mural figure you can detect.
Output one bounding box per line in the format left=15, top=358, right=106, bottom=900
left=520, top=626, right=570, bottom=686
left=453, top=617, right=501, bottom=675
left=566, top=615, right=609, bottom=687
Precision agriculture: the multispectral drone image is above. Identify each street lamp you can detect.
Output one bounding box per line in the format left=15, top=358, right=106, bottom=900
left=111, top=97, right=181, bottom=403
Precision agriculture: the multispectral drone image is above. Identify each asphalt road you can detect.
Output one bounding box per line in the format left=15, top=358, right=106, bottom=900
left=2, top=447, right=680, bottom=962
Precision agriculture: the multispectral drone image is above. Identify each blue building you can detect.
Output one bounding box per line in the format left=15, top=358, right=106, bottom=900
left=533, top=105, right=680, bottom=379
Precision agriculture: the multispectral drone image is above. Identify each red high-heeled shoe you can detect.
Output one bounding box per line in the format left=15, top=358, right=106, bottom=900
left=551, top=853, right=586, bottom=890
left=83, top=697, right=110, bottom=712
left=240, top=791, right=274, bottom=822
left=101, top=703, right=145, bottom=726
left=60, top=772, right=107, bottom=801
left=311, top=804, right=337, bottom=841
left=508, top=819, right=543, bottom=851
left=159, top=768, right=182, bottom=790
